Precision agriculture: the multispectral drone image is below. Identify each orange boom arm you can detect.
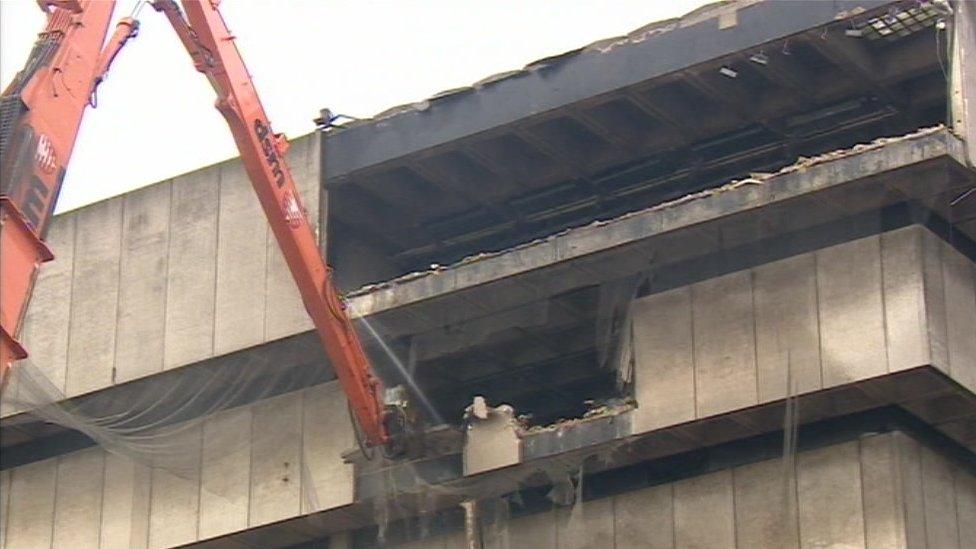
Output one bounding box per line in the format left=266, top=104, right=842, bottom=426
left=0, top=0, right=137, bottom=386
left=152, top=0, right=396, bottom=449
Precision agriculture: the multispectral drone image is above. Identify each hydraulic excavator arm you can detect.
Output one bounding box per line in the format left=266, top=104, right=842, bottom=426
left=151, top=0, right=404, bottom=453
left=1, top=0, right=137, bottom=387
left=1, top=0, right=406, bottom=456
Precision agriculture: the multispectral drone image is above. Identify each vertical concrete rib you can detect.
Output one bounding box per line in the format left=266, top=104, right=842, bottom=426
left=941, top=242, right=976, bottom=393
left=631, top=287, right=695, bottom=433
left=816, top=235, right=886, bottom=387
left=199, top=406, right=252, bottom=539
left=248, top=391, right=302, bottom=527
left=733, top=457, right=799, bottom=547
left=20, top=214, right=75, bottom=398
left=797, top=441, right=865, bottom=548
left=100, top=452, right=151, bottom=549
left=3, top=458, right=58, bottom=548
left=214, top=159, right=268, bottom=354
left=920, top=446, right=960, bottom=548
left=52, top=448, right=103, bottom=549
left=859, top=434, right=908, bottom=548
left=301, top=382, right=354, bottom=514
left=66, top=197, right=123, bottom=397
left=613, top=484, right=674, bottom=548
left=880, top=227, right=931, bottom=373
left=691, top=271, right=758, bottom=418
left=753, top=253, right=821, bottom=402
left=673, top=470, right=735, bottom=548
left=116, top=182, right=172, bottom=383
left=163, top=166, right=219, bottom=369
left=555, top=497, right=613, bottom=549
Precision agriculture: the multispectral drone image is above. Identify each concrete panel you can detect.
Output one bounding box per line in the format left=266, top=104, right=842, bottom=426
left=0, top=469, right=9, bottom=549
left=753, top=253, right=821, bottom=402
left=148, top=426, right=202, bottom=549
left=66, top=197, right=122, bottom=396
left=116, top=183, right=171, bottom=383
left=816, top=235, right=887, bottom=387
left=100, top=452, right=151, bottom=549
left=555, top=497, right=613, bottom=549
left=733, top=458, right=799, bottom=548
left=52, top=448, right=104, bottom=549
left=508, top=509, right=556, bottom=549
left=920, top=447, right=960, bottom=548
left=921, top=230, right=950, bottom=372
left=942, top=244, right=976, bottom=393
left=881, top=227, right=931, bottom=373
left=632, top=287, right=695, bottom=433
left=263, top=227, right=311, bottom=341
left=164, top=167, right=218, bottom=368
left=265, top=135, right=318, bottom=341
left=3, top=458, right=57, bottom=549
left=859, top=434, right=907, bottom=548
left=613, top=484, right=674, bottom=549
left=249, top=391, right=302, bottom=526
left=200, top=407, right=251, bottom=539
left=301, top=382, right=354, bottom=513
left=21, top=215, right=75, bottom=397
left=691, top=271, right=758, bottom=418
left=797, top=441, right=864, bottom=549
left=214, top=159, right=268, bottom=354
left=893, top=433, right=927, bottom=549
left=956, top=466, right=976, bottom=547
left=673, top=470, right=735, bottom=549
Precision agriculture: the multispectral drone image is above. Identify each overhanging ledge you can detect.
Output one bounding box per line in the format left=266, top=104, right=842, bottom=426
left=347, top=127, right=973, bottom=334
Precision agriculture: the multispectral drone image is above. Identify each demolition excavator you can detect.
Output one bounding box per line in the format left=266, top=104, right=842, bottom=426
left=0, top=0, right=410, bottom=456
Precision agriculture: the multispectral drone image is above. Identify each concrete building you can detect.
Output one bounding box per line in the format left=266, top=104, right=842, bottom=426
left=2, top=1, right=975, bottom=547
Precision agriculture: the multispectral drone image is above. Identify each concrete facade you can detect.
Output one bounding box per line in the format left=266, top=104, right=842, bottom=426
left=3, top=1, right=976, bottom=547
left=1, top=133, right=320, bottom=416
left=1, top=382, right=352, bottom=548
left=387, top=432, right=976, bottom=549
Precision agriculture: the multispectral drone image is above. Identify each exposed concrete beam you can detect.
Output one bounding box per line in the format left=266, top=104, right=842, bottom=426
left=346, top=129, right=970, bottom=326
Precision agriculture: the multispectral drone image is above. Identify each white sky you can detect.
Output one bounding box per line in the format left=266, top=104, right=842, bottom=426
left=1, top=0, right=709, bottom=213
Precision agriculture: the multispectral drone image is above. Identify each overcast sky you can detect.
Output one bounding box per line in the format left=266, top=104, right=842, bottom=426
left=2, top=0, right=709, bottom=213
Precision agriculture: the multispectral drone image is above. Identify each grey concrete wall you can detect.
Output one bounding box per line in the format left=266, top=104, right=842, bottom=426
left=0, top=380, right=352, bottom=549
left=631, top=225, right=976, bottom=434
left=388, top=432, right=976, bottom=549
left=3, top=133, right=320, bottom=414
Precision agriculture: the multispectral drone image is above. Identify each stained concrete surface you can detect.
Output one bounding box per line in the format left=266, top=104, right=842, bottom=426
left=368, top=432, right=975, bottom=549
